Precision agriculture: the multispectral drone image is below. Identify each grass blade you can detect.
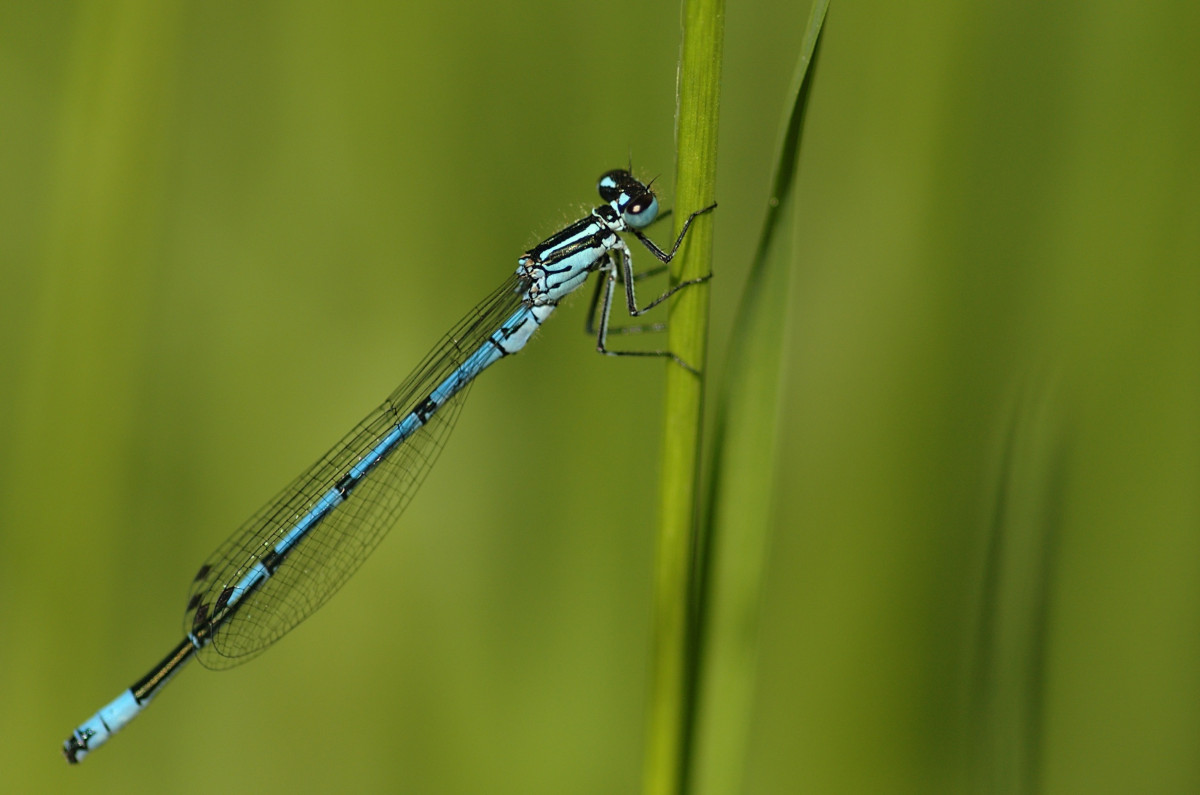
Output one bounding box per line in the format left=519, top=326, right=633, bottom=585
left=968, top=374, right=1066, bottom=793
left=690, top=3, right=829, bottom=793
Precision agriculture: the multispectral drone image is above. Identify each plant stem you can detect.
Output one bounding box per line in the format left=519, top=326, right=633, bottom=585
left=643, top=0, right=723, bottom=793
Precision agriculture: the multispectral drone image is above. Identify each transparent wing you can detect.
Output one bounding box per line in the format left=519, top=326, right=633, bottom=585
left=183, top=273, right=528, bottom=669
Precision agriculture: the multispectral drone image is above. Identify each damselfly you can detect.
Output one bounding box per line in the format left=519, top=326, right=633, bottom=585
left=63, top=168, right=715, bottom=763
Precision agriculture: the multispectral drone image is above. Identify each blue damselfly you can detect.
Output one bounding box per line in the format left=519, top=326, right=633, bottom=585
left=63, top=168, right=715, bottom=763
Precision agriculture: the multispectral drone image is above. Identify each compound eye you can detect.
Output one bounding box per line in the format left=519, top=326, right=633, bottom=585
left=597, top=169, right=629, bottom=202
left=622, top=192, right=659, bottom=229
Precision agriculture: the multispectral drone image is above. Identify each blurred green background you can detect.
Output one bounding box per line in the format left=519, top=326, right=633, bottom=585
left=2, top=1, right=1197, bottom=792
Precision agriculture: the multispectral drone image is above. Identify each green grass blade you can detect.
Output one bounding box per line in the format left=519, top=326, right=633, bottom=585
left=690, top=3, right=828, bottom=793
left=968, top=374, right=1066, bottom=793
left=644, top=0, right=724, bottom=794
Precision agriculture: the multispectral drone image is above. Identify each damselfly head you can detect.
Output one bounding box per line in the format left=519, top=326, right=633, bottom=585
left=597, top=169, right=659, bottom=229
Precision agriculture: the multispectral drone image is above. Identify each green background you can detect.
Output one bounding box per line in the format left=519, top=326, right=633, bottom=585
left=2, top=2, right=1197, bottom=792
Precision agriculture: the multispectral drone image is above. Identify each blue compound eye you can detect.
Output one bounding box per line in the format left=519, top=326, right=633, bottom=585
left=622, top=192, right=658, bottom=228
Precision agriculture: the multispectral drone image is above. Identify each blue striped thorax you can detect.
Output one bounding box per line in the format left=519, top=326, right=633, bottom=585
left=519, top=169, right=660, bottom=305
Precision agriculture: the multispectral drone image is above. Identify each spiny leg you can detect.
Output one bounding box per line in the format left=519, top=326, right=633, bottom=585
left=623, top=203, right=717, bottom=317
left=585, top=257, right=670, bottom=337
left=591, top=201, right=716, bottom=372
left=630, top=202, right=717, bottom=262
left=593, top=255, right=703, bottom=374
